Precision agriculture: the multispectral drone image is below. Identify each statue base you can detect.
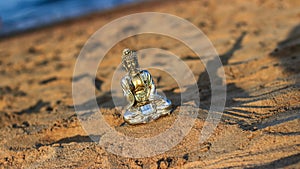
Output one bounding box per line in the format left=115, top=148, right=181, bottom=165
left=123, top=98, right=172, bottom=125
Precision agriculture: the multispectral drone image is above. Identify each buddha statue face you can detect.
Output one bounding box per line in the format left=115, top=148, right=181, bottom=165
left=122, top=49, right=139, bottom=75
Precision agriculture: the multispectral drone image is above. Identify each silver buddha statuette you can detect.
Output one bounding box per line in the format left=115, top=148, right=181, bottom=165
left=120, top=48, right=172, bottom=124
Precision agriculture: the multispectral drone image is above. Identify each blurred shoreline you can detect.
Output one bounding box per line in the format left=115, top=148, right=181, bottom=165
left=0, top=0, right=142, bottom=37
left=0, top=0, right=176, bottom=39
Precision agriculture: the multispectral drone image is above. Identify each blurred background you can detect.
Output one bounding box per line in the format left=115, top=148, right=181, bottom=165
left=0, top=0, right=299, bottom=168
left=0, top=0, right=140, bottom=36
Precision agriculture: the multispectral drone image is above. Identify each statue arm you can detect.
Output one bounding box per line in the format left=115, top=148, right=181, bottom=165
left=149, top=75, right=156, bottom=96
left=141, top=70, right=156, bottom=98
left=121, top=76, right=135, bottom=107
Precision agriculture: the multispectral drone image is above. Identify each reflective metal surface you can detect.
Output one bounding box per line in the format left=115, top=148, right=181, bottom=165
left=120, top=49, right=172, bottom=124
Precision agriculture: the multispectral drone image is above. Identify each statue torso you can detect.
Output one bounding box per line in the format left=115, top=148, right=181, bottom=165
left=129, top=71, right=151, bottom=104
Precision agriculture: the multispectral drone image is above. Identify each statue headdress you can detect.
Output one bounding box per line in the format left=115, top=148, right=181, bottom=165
left=122, top=48, right=139, bottom=69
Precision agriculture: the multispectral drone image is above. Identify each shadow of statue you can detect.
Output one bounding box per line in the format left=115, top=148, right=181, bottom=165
left=168, top=28, right=300, bottom=131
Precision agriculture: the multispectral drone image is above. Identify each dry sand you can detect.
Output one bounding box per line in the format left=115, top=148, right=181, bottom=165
left=0, top=0, right=300, bottom=168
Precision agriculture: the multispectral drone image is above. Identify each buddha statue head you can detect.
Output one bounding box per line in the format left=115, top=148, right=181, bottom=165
left=122, top=48, right=140, bottom=75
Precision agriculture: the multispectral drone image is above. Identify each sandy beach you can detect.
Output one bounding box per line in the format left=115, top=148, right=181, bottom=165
left=0, top=0, right=300, bottom=168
